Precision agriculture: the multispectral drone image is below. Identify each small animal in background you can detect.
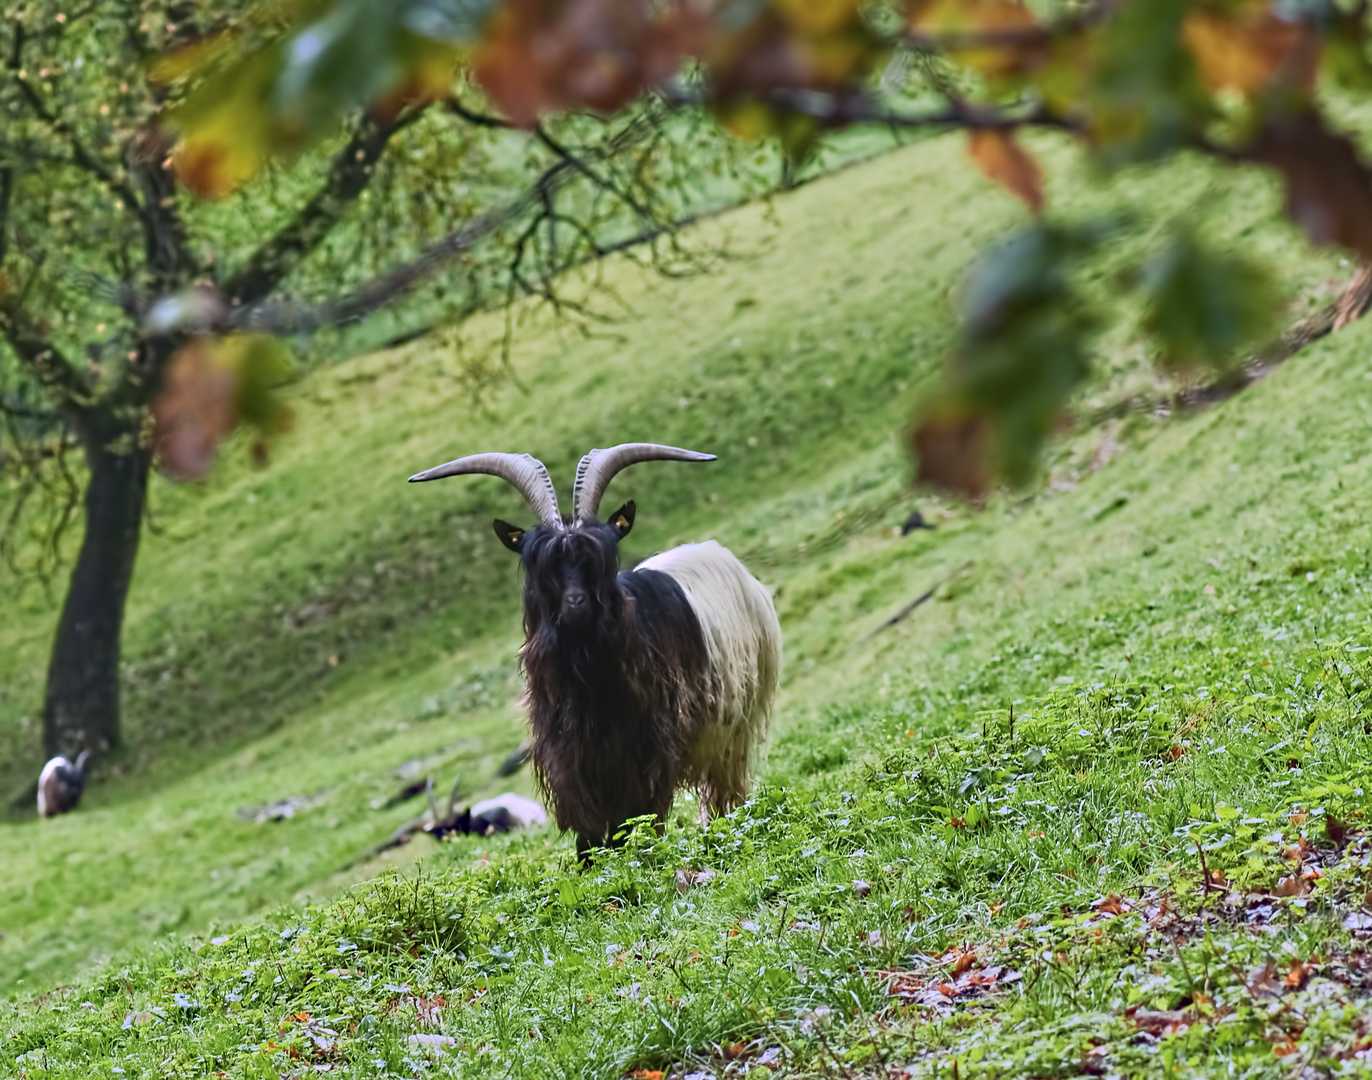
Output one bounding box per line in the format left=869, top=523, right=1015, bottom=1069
left=37, top=750, right=92, bottom=817
left=410, top=442, right=782, bottom=860
left=900, top=509, right=936, bottom=535
left=428, top=793, right=548, bottom=839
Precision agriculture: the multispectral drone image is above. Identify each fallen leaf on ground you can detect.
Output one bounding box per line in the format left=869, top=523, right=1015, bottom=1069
left=1127, top=1007, right=1196, bottom=1037
left=947, top=948, right=977, bottom=975
left=1273, top=874, right=1310, bottom=898
left=1091, top=893, right=1129, bottom=916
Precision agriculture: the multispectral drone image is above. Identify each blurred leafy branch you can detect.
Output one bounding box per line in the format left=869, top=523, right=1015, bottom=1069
left=61, top=0, right=1372, bottom=495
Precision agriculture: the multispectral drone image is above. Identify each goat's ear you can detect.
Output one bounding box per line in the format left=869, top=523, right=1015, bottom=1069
left=608, top=500, right=635, bottom=540
left=493, top=519, right=526, bottom=553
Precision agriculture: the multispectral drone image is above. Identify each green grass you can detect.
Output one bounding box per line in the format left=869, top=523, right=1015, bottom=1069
left=9, top=126, right=1372, bottom=1077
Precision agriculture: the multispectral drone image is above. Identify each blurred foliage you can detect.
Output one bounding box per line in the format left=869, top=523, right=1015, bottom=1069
left=143, top=0, right=1372, bottom=496
left=10, top=0, right=1372, bottom=749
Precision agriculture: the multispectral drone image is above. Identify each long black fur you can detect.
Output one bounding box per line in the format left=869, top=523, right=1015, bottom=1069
left=514, top=521, right=716, bottom=857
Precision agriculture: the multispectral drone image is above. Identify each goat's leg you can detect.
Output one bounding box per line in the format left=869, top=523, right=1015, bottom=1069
left=576, top=834, right=597, bottom=867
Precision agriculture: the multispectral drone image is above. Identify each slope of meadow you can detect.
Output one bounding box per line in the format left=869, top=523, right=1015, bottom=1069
left=8, top=130, right=1372, bottom=1077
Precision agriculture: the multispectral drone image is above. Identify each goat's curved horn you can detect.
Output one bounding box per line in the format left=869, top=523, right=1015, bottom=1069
left=572, top=443, right=716, bottom=522
left=409, top=452, right=562, bottom=530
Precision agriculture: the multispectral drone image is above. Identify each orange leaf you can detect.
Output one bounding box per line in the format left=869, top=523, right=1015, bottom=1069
left=911, top=406, right=993, bottom=500
left=909, top=0, right=1036, bottom=34
left=1326, top=810, right=1353, bottom=847
left=949, top=948, right=977, bottom=976
left=474, top=0, right=689, bottom=126
left=1182, top=8, right=1319, bottom=97
left=968, top=128, right=1044, bottom=213
left=1273, top=874, right=1310, bottom=898
left=908, top=0, right=1045, bottom=79
left=1092, top=893, right=1126, bottom=916
left=151, top=338, right=238, bottom=481
left=1285, top=960, right=1312, bottom=988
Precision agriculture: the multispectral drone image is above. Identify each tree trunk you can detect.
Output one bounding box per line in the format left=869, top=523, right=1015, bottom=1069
left=42, top=435, right=151, bottom=759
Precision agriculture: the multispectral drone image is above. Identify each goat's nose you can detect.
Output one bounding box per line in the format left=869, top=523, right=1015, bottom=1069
left=565, top=590, right=587, bottom=610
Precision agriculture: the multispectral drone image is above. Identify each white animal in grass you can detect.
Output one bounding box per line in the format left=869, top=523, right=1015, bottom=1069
left=37, top=750, right=92, bottom=817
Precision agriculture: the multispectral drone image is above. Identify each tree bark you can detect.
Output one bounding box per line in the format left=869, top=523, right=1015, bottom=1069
left=41, top=432, right=151, bottom=759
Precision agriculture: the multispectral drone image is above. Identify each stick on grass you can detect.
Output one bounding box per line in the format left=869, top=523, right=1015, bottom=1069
left=856, top=561, right=972, bottom=645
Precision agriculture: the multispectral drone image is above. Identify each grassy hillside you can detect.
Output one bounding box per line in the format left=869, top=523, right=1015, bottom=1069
left=9, top=127, right=1372, bottom=1077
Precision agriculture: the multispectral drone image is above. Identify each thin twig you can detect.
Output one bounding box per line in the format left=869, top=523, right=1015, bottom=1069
left=856, top=560, right=973, bottom=645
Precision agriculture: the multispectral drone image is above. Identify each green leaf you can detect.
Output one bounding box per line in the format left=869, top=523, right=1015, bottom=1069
left=1086, top=0, right=1209, bottom=169
left=1137, top=229, right=1279, bottom=371
left=914, top=222, right=1102, bottom=495
left=171, top=0, right=493, bottom=196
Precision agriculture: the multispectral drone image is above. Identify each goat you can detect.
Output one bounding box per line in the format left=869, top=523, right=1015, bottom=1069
left=410, top=443, right=781, bottom=859
left=37, top=750, right=91, bottom=817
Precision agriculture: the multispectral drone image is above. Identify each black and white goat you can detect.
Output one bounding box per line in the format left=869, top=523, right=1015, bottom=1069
left=410, top=443, right=781, bottom=858
left=37, top=750, right=91, bottom=817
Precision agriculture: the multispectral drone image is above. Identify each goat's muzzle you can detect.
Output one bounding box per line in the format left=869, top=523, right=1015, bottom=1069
left=559, top=588, right=591, bottom=627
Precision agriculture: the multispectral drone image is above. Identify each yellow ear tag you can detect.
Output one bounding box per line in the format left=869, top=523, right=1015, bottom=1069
left=508, top=530, right=523, bottom=545
left=614, top=515, right=629, bottom=530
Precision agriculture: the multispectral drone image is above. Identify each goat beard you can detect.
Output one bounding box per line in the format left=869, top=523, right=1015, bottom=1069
left=519, top=590, right=710, bottom=844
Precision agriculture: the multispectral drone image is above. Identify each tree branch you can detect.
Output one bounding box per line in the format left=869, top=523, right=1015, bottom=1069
left=127, top=138, right=198, bottom=287
left=444, top=97, right=513, bottom=129
left=11, top=74, right=146, bottom=222
left=0, top=394, right=61, bottom=423
left=662, top=85, right=1083, bottom=135
left=218, top=164, right=572, bottom=336
left=223, top=108, right=427, bottom=307
left=0, top=307, right=94, bottom=410
left=900, top=0, right=1113, bottom=53
left=0, top=21, right=23, bottom=264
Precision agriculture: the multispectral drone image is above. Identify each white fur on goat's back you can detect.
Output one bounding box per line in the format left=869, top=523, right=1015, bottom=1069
left=635, top=540, right=781, bottom=814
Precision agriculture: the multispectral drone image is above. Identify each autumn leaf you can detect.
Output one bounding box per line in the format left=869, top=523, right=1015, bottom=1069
left=908, top=0, right=1046, bottom=80
left=1084, top=0, right=1207, bottom=167
left=475, top=0, right=692, bottom=126
left=1127, top=1007, right=1196, bottom=1037
left=1091, top=893, right=1126, bottom=916
left=948, top=947, right=977, bottom=976
left=1246, top=962, right=1283, bottom=997
left=1272, top=873, right=1309, bottom=898
left=968, top=128, right=1044, bottom=213
left=1285, top=959, right=1313, bottom=988
left=1325, top=809, right=1353, bottom=847
left=912, top=405, right=993, bottom=499
left=1182, top=7, right=1319, bottom=97
left=151, top=335, right=294, bottom=481
left=1246, top=110, right=1372, bottom=260
left=152, top=338, right=239, bottom=480
left=169, top=3, right=476, bottom=196
left=170, top=47, right=277, bottom=198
